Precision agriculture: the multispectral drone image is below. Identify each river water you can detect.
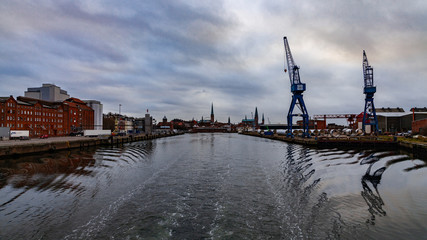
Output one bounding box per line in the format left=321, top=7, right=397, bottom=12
left=0, top=133, right=426, bottom=239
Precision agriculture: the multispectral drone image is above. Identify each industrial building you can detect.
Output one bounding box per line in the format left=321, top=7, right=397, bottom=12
left=371, top=107, right=427, bottom=134
left=0, top=95, right=94, bottom=137
left=84, top=100, right=103, bottom=130
left=134, top=112, right=153, bottom=134
left=24, top=84, right=103, bottom=132
left=157, top=116, right=174, bottom=133
left=103, top=111, right=153, bottom=135
left=24, top=83, right=70, bottom=102
left=413, top=118, right=427, bottom=134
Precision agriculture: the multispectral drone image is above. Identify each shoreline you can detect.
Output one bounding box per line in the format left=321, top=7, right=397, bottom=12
left=240, top=132, right=427, bottom=158
left=2, top=132, right=426, bottom=159
left=0, top=132, right=183, bottom=159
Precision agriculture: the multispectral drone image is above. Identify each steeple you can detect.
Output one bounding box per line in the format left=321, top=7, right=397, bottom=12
left=254, top=107, right=259, bottom=126
left=210, top=103, right=214, bottom=123
left=262, top=113, right=265, bottom=125
left=228, top=116, right=230, bottom=124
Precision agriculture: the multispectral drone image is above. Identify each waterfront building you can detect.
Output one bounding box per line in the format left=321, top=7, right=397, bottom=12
left=133, top=112, right=153, bottom=135
left=190, top=104, right=234, bottom=132
left=413, top=118, right=427, bottom=135
left=63, top=98, right=94, bottom=134
left=84, top=100, right=103, bottom=130
left=157, top=116, right=174, bottom=133
left=239, top=107, right=260, bottom=131
left=144, top=112, right=153, bottom=134
left=0, top=95, right=94, bottom=137
left=24, top=84, right=102, bottom=131
left=198, top=116, right=212, bottom=126
left=24, top=83, right=70, bottom=102
left=296, top=119, right=322, bottom=130
left=354, top=107, right=427, bottom=134
left=115, top=116, right=134, bottom=133
left=102, top=113, right=118, bottom=132
left=103, top=113, right=150, bottom=135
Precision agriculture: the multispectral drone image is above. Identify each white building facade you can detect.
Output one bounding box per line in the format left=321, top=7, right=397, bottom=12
left=84, top=100, right=103, bottom=130
left=25, top=83, right=70, bottom=102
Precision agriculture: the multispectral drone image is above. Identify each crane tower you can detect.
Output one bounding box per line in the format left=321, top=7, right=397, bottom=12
left=362, top=50, right=378, bottom=133
left=283, top=37, right=310, bottom=138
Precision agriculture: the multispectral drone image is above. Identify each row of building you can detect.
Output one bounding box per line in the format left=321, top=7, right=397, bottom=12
left=308, top=107, right=427, bottom=134
left=3, top=84, right=426, bottom=137
left=103, top=105, right=427, bottom=135
left=103, top=112, right=153, bottom=135
left=157, top=104, right=234, bottom=133
left=374, top=107, right=427, bottom=134
left=153, top=104, right=264, bottom=133
left=0, top=84, right=102, bottom=137
left=1, top=86, right=248, bottom=137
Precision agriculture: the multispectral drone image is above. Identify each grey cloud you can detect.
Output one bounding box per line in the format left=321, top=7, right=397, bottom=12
left=1, top=0, right=426, bottom=123
left=46, top=31, right=128, bottom=62
left=0, top=65, right=32, bottom=77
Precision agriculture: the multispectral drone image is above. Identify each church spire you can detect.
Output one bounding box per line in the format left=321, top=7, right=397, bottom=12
left=254, top=107, right=259, bottom=126
left=210, top=103, right=214, bottom=123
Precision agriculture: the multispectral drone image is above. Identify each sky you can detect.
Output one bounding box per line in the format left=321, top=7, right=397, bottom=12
left=1, top=0, right=426, bottom=124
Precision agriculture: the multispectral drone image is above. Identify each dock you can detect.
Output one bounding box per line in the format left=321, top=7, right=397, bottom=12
left=241, top=132, right=427, bottom=157
left=0, top=133, right=182, bottom=158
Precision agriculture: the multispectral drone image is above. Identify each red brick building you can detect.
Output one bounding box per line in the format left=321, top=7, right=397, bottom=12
left=157, top=116, right=174, bottom=132
left=0, top=96, right=94, bottom=137
left=412, top=119, right=427, bottom=135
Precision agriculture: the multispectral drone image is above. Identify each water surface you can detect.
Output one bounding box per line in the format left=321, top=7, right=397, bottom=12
left=0, top=133, right=426, bottom=239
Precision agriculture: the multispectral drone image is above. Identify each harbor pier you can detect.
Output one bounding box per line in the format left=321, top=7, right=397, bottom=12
left=0, top=133, right=182, bottom=158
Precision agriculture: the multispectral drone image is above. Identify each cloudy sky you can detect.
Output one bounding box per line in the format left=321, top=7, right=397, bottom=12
left=1, top=0, right=426, bottom=124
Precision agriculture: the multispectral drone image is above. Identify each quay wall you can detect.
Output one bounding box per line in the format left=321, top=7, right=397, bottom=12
left=0, top=133, right=182, bottom=158
left=240, top=132, right=427, bottom=157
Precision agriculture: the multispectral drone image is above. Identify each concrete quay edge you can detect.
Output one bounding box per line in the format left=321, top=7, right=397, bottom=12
left=240, top=132, right=427, bottom=157
left=0, top=133, right=183, bottom=159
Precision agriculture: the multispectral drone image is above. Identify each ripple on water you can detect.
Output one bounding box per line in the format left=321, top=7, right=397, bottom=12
left=0, top=134, right=426, bottom=239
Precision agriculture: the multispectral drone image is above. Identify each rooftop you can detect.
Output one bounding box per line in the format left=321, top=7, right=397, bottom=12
left=376, top=107, right=405, bottom=112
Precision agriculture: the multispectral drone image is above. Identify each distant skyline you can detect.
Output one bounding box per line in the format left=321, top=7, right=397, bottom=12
left=1, top=1, right=427, bottom=124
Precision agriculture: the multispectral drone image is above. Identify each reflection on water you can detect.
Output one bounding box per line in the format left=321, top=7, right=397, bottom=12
left=0, top=141, right=155, bottom=189
left=0, top=134, right=426, bottom=239
left=0, top=141, right=155, bottom=210
left=360, top=154, right=387, bottom=225
left=0, top=151, right=96, bottom=193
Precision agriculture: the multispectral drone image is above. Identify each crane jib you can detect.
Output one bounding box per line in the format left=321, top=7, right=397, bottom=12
left=362, top=50, right=378, bottom=133
left=283, top=36, right=310, bottom=138
left=283, top=37, right=303, bottom=87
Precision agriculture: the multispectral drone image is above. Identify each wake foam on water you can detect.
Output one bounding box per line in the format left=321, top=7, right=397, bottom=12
left=63, top=146, right=182, bottom=240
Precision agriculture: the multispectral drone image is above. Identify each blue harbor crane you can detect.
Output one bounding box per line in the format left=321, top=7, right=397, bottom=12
left=283, top=36, right=310, bottom=138
left=362, top=50, right=379, bottom=134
